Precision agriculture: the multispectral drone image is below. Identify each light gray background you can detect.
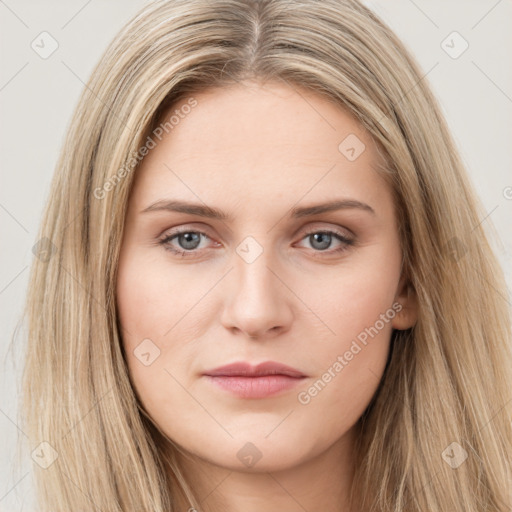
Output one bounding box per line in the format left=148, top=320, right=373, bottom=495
left=1, top=1, right=511, bottom=509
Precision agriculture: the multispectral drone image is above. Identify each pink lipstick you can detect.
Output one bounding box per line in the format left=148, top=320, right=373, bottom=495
left=202, top=361, right=307, bottom=399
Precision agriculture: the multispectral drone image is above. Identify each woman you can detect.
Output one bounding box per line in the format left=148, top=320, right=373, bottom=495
left=20, top=0, right=512, bottom=510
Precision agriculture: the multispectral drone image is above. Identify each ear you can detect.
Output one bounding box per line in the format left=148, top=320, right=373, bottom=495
left=391, top=273, right=418, bottom=330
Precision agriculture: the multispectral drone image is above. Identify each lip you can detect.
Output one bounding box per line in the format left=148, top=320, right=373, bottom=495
left=203, top=361, right=306, bottom=378
left=202, top=361, right=307, bottom=399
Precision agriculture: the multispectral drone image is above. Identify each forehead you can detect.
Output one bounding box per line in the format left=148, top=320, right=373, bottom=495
left=130, top=81, right=390, bottom=215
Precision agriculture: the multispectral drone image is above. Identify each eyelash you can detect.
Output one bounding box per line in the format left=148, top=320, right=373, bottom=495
left=158, top=227, right=355, bottom=258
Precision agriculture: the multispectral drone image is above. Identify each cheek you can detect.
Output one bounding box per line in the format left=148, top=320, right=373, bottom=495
left=292, top=286, right=395, bottom=450
left=116, top=251, right=176, bottom=397
left=116, top=249, right=212, bottom=409
left=294, top=343, right=389, bottom=453
left=302, top=242, right=401, bottom=346
left=291, top=244, right=400, bottom=429
left=116, top=248, right=202, bottom=340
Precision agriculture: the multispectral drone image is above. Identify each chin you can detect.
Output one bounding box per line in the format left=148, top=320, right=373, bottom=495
left=183, top=432, right=319, bottom=473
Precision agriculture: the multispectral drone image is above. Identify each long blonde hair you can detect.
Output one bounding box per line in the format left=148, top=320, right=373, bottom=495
left=18, top=0, right=512, bottom=510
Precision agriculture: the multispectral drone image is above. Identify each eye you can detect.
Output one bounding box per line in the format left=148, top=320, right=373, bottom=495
left=296, top=229, right=354, bottom=255
left=158, top=228, right=213, bottom=257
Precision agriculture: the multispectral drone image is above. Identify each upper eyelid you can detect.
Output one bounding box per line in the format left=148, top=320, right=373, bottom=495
left=161, top=221, right=354, bottom=238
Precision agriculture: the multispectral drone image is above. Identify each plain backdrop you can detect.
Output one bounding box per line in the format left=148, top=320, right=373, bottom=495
left=1, top=0, right=511, bottom=509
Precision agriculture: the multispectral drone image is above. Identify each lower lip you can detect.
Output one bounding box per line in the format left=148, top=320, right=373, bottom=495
left=204, top=375, right=305, bottom=399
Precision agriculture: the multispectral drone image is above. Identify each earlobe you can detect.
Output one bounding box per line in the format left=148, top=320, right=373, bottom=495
left=392, top=276, right=418, bottom=330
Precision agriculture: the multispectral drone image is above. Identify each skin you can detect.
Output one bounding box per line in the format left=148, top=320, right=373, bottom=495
left=116, top=80, right=417, bottom=512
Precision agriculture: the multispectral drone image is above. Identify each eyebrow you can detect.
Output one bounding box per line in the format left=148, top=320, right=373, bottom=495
left=140, top=198, right=375, bottom=219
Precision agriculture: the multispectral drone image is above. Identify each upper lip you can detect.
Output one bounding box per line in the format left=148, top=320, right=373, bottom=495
left=203, top=361, right=306, bottom=378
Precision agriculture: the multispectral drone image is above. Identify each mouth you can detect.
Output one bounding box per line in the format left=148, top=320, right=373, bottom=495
left=202, top=361, right=307, bottom=399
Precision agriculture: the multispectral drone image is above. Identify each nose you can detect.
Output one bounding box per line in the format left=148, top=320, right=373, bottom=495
left=220, top=245, right=294, bottom=340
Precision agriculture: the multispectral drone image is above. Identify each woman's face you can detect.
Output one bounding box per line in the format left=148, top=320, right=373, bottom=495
left=116, top=80, right=416, bottom=472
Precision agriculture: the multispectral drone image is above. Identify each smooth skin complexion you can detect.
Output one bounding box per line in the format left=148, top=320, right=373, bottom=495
left=116, top=80, right=417, bottom=512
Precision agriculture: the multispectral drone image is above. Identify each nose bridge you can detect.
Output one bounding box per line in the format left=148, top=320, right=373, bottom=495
left=220, top=235, right=293, bottom=338
left=235, top=241, right=278, bottom=301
